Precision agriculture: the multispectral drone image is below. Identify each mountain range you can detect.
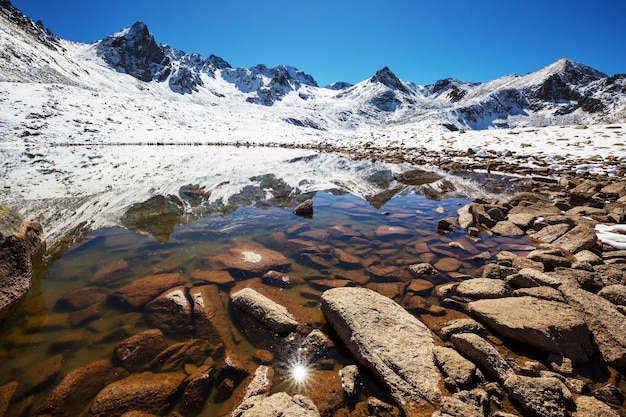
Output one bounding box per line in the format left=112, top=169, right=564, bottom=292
left=1, top=0, right=624, bottom=136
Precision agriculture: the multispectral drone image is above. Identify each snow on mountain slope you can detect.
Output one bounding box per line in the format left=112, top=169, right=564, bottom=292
left=1, top=0, right=625, bottom=145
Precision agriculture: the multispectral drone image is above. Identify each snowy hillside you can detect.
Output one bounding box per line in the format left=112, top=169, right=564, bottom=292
left=1, top=0, right=625, bottom=144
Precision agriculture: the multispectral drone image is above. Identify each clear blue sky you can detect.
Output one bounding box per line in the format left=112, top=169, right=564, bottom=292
left=11, top=0, right=626, bottom=87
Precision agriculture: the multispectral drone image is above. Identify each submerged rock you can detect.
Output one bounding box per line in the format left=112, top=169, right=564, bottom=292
left=89, top=372, right=186, bottom=417
left=230, top=288, right=298, bottom=334
left=214, top=242, right=290, bottom=278
left=320, top=287, right=441, bottom=416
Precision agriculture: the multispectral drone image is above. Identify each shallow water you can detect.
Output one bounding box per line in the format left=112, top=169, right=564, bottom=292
left=1, top=146, right=620, bottom=416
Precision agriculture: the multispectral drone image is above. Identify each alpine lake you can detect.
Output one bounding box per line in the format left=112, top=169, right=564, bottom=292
left=0, top=145, right=622, bottom=417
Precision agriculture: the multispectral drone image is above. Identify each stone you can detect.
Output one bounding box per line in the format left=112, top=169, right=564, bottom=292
left=468, top=296, right=593, bottom=363
left=572, top=395, right=620, bottom=417
left=328, top=225, right=362, bottom=240
left=189, top=285, right=232, bottom=347
left=36, top=359, right=114, bottom=417
left=598, top=284, right=626, bottom=306
left=439, top=318, right=487, bottom=341
left=574, top=250, right=602, bottom=265
left=145, top=286, right=193, bottom=337
left=503, top=374, right=571, bottom=417
left=293, top=198, right=314, bottom=218
left=408, top=263, right=436, bottom=277
left=230, top=366, right=320, bottom=417
left=450, top=333, right=513, bottom=383
left=514, top=286, right=566, bottom=303
left=189, top=269, right=235, bottom=286
left=54, top=286, right=107, bottom=311
left=374, top=225, right=414, bottom=239
left=437, top=217, right=458, bottom=233
left=230, top=288, right=298, bottom=334
left=15, top=353, right=62, bottom=399
left=333, top=248, right=361, bottom=267
left=262, top=270, right=295, bottom=288
left=436, top=396, right=483, bottom=417
left=89, top=259, right=130, bottom=286
left=548, top=354, right=574, bottom=375
left=393, top=169, right=442, bottom=185
left=109, top=272, right=186, bottom=309
left=559, top=283, right=626, bottom=370
left=532, top=223, right=572, bottom=244
left=0, top=206, right=45, bottom=320
left=113, top=329, right=167, bottom=372
left=213, top=242, right=290, bottom=277
left=592, top=383, right=625, bottom=406
left=509, top=267, right=567, bottom=288
left=491, top=221, right=525, bottom=236
left=321, top=287, right=441, bottom=416
left=527, top=249, right=572, bottom=270
left=457, top=204, right=475, bottom=229
left=300, top=329, right=334, bottom=362
left=340, top=365, right=359, bottom=397
left=507, top=212, right=535, bottom=229
left=179, top=364, right=214, bottom=416
left=252, top=349, right=274, bottom=365
left=0, top=381, right=18, bottom=417
left=552, top=224, right=598, bottom=253
left=407, top=279, right=434, bottom=293
left=89, top=372, right=186, bottom=417
left=367, top=265, right=413, bottom=282
left=434, top=257, right=462, bottom=272
left=433, top=346, right=477, bottom=388
left=456, top=278, right=513, bottom=299
left=150, top=339, right=212, bottom=372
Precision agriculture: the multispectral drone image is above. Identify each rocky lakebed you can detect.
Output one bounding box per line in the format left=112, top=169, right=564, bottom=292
left=1, top=145, right=626, bottom=417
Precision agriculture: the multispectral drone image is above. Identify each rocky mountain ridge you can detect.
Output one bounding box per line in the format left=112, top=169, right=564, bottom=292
left=1, top=0, right=625, bottom=131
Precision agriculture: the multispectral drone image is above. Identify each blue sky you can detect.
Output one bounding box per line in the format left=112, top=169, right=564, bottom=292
left=11, top=0, right=626, bottom=87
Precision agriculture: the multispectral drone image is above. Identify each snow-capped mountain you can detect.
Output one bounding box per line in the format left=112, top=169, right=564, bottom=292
left=1, top=0, right=624, bottom=139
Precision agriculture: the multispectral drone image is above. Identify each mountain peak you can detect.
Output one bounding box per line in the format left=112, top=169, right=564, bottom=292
left=370, top=67, right=409, bottom=94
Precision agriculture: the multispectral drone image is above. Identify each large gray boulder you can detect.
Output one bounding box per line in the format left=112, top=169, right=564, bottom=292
left=503, top=374, right=572, bottom=417
left=559, top=283, right=626, bottom=370
left=0, top=206, right=44, bottom=320
left=468, top=296, right=593, bottom=363
left=320, top=287, right=441, bottom=416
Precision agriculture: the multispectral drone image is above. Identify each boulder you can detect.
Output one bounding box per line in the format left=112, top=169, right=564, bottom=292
left=321, top=287, right=441, bottom=416
left=113, top=329, right=167, bottom=372
left=293, top=198, right=314, bottom=218
left=213, top=242, right=290, bottom=277
left=433, top=346, right=477, bottom=388
left=491, top=221, right=525, bottom=236
left=450, top=333, right=513, bottom=383
left=559, top=283, right=626, bottom=370
left=145, top=286, right=193, bottom=337
left=89, top=372, right=186, bottom=417
left=109, top=272, right=186, bottom=309
left=340, top=365, right=359, bottom=397
left=468, top=296, right=593, bottom=363
left=571, top=395, right=620, bottom=417
left=393, top=169, right=442, bottom=185
left=455, top=278, right=513, bottom=299
left=503, top=374, right=571, bottom=417
left=36, top=359, right=114, bottom=417
left=439, top=318, right=487, bottom=341
left=230, top=365, right=320, bottom=417
left=150, top=339, right=212, bottom=372
left=230, top=288, right=298, bottom=334
left=189, top=285, right=232, bottom=347
left=179, top=364, right=214, bottom=416
left=0, top=206, right=45, bottom=320
left=552, top=224, right=598, bottom=253
left=598, top=284, right=626, bottom=306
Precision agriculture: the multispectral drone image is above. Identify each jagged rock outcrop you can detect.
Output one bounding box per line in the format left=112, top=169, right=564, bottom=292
left=0, top=205, right=45, bottom=320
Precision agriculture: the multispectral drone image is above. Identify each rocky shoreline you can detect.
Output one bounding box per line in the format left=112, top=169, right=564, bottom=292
left=1, top=146, right=625, bottom=417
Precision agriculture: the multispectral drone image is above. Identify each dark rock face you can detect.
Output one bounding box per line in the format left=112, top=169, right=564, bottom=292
left=0, top=205, right=45, bottom=320
left=96, top=21, right=170, bottom=82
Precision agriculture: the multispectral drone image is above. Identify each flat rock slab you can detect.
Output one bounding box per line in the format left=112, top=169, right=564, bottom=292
left=320, top=287, right=440, bottom=416
left=559, top=283, right=626, bottom=370
left=230, top=288, right=298, bottom=335
left=468, top=296, right=593, bottom=363
left=213, top=242, right=290, bottom=277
